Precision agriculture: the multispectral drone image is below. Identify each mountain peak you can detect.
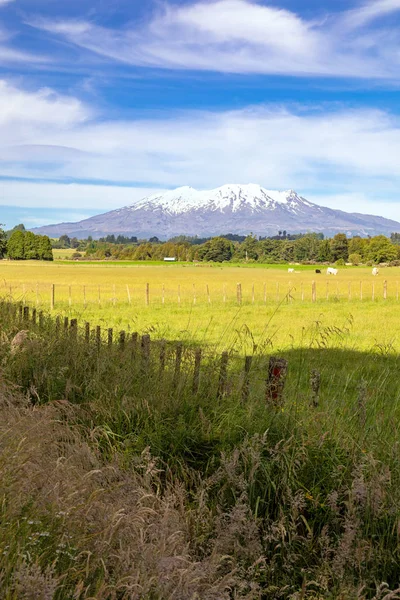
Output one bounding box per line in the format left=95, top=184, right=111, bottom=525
left=30, top=183, right=400, bottom=240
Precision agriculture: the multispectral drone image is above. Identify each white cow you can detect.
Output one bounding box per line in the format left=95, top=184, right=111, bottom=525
left=327, top=267, right=338, bottom=275
left=288, top=268, right=294, bottom=273
left=372, top=267, right=379, bottom=276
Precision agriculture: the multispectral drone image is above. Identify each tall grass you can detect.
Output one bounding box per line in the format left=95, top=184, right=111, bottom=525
left=1, top=301, right=400, bottom=598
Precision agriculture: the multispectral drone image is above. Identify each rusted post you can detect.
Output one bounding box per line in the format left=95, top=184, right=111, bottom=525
left=192, top=348, right=202, bottom=394
left=266, top=357, right=288, bottom=406
left=310, top=369, right=321, bottom=407
left=217, top=351, right=229, bottom=399
left=173, top=343, right=183, bottom=387
left=85, top=322, right=90, bottom=343
left=242, top=355, right=253, bottom=403
left=119, top=330, right=126, bottom=350
left=141, top=334, right=151, bottom=371
left=107, top=328, right=113, bottom=347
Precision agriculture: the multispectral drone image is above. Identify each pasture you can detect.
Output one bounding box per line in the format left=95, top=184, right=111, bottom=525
left=1, top=259, right=399, bottom=352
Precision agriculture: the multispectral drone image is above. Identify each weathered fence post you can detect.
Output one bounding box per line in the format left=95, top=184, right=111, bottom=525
left=383, top=280, right=387, bottom=300
left=173, top=343, right=183, bottom=387
left=51, top=284, right=55, bottom=310
left=266, top=357, right=288, bottom=405
left=141, top=334, right=151, bottom=371
left=146, top=283, right=150, bottom=306
left=206, top=284, right=211, bottom=305
left=312, top=281, right=316, bottom=303
left=64, top=316, right=69, bottom=332
left=107, top=328, right=113, bottom=347
left=32, top=308, right=37, bottom=326
left=70, top=318, right=78, bottom=340
left=131, top=332, right=138, bottom=356
left=119, top=330, right=126, bottom=350
left=217, top=351, right=229, bottom=399
left=85, top=322, right=90, bottom=343
left=39, top=311, right=44, bottom=330
left=23, top=306, right=29, bottom=323
left=310, top=369, right=321, bottom=407
left=96, top=325, right=101, bottom=350
left=242, top=355, right=253, bottom=403
left=159, top=339, right=166, bottom=380
left=55, top=316, right=60, bottom=336
left=126, top=285, right=131, bottom=305
left=192, top=349, right=202, bottom=394
left=237, top=283, right=242, bottom=305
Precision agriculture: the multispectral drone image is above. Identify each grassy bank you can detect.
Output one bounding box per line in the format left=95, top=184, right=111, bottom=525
left=0, top=301, right=400, bottom=597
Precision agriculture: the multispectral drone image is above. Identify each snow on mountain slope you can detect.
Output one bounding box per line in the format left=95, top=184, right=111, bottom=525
left=30, top=184, right=400, bottom=239
left=127, top=184, right=313, bottom=215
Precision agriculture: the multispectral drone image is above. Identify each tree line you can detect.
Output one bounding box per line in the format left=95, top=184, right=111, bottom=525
left=1, top=225, right=53, bottom=261
left=81, top=232, right=400, bottom=264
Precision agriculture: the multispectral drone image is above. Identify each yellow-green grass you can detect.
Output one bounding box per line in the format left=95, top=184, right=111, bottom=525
left=1, top=260, right=399, bottom=351
left=52, top=248, right=77, bottom=259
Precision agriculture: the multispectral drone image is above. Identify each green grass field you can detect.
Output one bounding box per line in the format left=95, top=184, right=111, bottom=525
left=1, top=260, right=399, bottom=352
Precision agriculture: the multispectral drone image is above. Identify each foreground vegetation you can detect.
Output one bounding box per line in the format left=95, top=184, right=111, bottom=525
left=1, top=300, right=400, bottom=598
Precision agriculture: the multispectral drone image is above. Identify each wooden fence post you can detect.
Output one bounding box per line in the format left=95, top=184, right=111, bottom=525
left=51, top=284, right=55, bottom=310
left=173, top=343, right=183, bottom=387
left=64, top=317, right=69, bottom=332
left=146, top=283, right=150, bottom=306
left=237, top=283, right=242, bottom=305
left=83, top=286, right=87, bottom=308
left=159, top=339, right=166, bottom=380
left=108, top=328, right=113, bottom=347
left=383, top=280, right=387, bottom=300
left=55, top=316, right=60, bottom=336
left=70, top=319, right=78, bottom=339
left=242, top=355, right=252, bottom=403
left=131, top=332, right=138, bottom=356
left=206, top=284, right=211, bottom=305
left=217, top=351, right=229, bottom=398
left=310, top=369, right=321, bottom=407
left=312, top=281, right=316, bottom=303
left=126, top=285, right=131, bottom=305
left=23, top=306, right=29, bottom=323
left=32, top=308, right=37, bottom=326
left=85, top=322, right=90, bottom=343
left=192, top=349, right=202, bottom=394
left=96, top=325, right=101, bottom=350
left=266, top=357, right=288, bottom=406
left=141, top=334, right=151, bottom=371
left=119, top=330, right=126, bottom=350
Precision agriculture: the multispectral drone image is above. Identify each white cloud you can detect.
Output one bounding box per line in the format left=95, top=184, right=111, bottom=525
left=0, top=0, right=15, bottom=5
left=0, top=181, right=165, bottom=210
left=28, top=0, right=400, bottom=78
left=2, top=80, right=400, bottom=220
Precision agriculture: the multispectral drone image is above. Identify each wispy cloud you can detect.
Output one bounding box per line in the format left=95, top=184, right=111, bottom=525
left=2, top=79, right=400, bottom=219
left=28, top=0, right=400, bottom=78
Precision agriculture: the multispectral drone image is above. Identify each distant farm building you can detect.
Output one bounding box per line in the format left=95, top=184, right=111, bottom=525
left=164, top=257, right=176, bottom=262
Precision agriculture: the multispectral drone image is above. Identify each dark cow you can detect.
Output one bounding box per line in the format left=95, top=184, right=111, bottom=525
left=315, top=269, right=321, bottom=274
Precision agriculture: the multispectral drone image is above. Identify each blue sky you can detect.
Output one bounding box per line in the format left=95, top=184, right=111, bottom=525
left=1, top=0, right=400, bottom=229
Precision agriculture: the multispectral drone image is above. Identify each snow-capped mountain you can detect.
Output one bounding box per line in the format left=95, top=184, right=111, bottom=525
left=31, top=184, right=400, bottom=239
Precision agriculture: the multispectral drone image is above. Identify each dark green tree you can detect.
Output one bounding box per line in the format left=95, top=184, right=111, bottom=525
left=24, top=231, right=39, bottom=260
left=330, top=233, right=348, bottom=262
left=7, top=230, right=25, bottom=259
left=0, top=225, right=7, bottom=258
left=202, top=237, right=234, bottom=262
left=37, top=235, right=54, bottom=261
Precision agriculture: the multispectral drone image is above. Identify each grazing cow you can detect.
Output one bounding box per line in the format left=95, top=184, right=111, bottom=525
left=288, top=268, right=294, bottom=273
left=327, top=267, right=338, bottom=275
left=315, top=269, right=321, bottom=274
left=372, top=267, right=379, bottom=276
